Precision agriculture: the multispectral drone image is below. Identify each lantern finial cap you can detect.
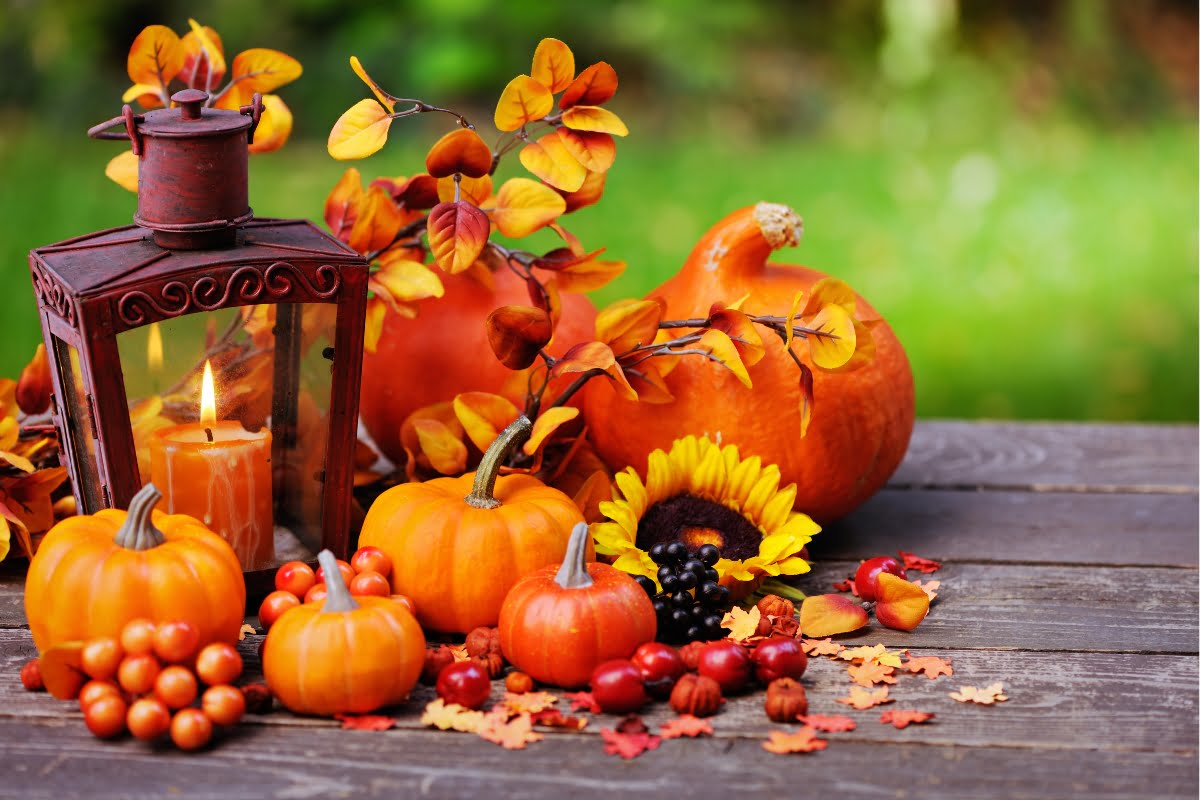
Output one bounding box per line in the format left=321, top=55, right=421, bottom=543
left=171, top=89, right=208, bottom=120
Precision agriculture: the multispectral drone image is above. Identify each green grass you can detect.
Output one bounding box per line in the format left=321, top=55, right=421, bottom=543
left=1, top=114, right=1195, bottom=421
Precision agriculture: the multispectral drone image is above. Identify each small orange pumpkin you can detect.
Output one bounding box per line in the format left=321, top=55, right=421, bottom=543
left=262, top=549, right=426, bottom=716
left=359, top=416, right=588, bottom=634
left=24, top=483, right=245, bottom=654
left=499, top=522, right=657, bottom=688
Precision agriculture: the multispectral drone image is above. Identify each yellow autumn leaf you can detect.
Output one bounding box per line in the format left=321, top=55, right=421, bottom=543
left=523, top=407, right=579, bottom=456
left=328, top=99, right=393, bottom=160
left=127, top=25, right=183, bottom=87
left=518, top=131, right=587, bottom=192
left=494, top=75, right=554, bottom=132
left=696, top=329, right=751, bottom=388
left=106, top=151, right=139, bottom=193
left=453, top=392, right=520, bottom=452
left=436, top=174, right=493, bottom=207
left=412, top=418, right=468, bottom=475
left=561, top=105, right=628, bottom=136
left=491, top=178, right=566, bottom=239
left=531, top=38, right=575, bottom=93
left=805, top=302, right=856, bottom=370
left=228, top=48, right=302, bottom=96
left=247, top=94, right=292, bottom=154
left=370, top=257, right=444, bottom=305
left=595, top=298, right=663, bottom=355
left=350, top=56, right=395, bottom=112
left=348, top=185, right=405, bottom=254
left=552, top=258, right=626, bottom=294
left=121, top=82, right=165, bottom=108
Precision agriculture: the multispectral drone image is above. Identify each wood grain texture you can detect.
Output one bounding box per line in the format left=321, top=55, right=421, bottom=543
left=895, top=421, right=1199, bottom=492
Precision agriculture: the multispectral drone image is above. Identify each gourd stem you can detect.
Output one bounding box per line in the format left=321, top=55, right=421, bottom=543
left=113, top=483, right=167, bottom=551
left=553, top=522, right=594, bottom=589
left=465, top=415, right=533, bottom=510
left=317, top=549, right=359, bottom=613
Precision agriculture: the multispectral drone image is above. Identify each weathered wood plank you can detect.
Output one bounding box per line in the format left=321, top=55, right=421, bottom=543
left=815, top=488, right=1200, bottom=567
left=895, top=421, right=1199, bottom=492
left=0, top=716, right=1194, bottom=800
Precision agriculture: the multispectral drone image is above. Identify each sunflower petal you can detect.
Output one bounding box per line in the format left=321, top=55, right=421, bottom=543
left=614, top=469, right=648, bottom=518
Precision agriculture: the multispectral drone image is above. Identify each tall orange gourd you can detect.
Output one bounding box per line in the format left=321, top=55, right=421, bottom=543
left=23, top=483, right=245, bottom=653
left=582, top=203, right=914, bottom=523
left=360, top=265, right=597, bottom=465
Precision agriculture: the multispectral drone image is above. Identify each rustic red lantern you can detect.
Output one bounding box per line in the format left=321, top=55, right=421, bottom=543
left=27, top=90, right=369, bottom=592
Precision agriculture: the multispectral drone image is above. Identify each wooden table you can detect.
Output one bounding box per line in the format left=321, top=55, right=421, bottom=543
left=1, top=421, right=1196, bottom=799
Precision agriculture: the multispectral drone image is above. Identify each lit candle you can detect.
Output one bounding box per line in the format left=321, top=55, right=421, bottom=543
left=149, top=360, right=274, bottom=570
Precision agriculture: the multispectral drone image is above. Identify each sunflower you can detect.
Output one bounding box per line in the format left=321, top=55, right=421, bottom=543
left=591, top=436, right=819, bottom=597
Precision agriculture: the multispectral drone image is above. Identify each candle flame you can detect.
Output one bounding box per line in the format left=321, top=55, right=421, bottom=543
left=200, top=360, right=217, bottom=423
left=147, top=322, right=163, bottom=373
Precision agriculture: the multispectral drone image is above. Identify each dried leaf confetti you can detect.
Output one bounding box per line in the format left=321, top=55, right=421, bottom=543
left=660, top=715, right=714, bottom=739
left=501, top=691, right=558, bottom=716
left=564, top=691, right=601, bottom=713
left=762, top=727, right=828, bottom=754
left=836, top=686, right=894, bottom=710
left=831, top=577, right=858, bottom=595
left=950, top=682, right=1009, bottom=705
left=797, top=715, right=856, bottom=733
left=912, top=579, right=940, bottom=601
left=421, top=698, right=485, bottom=733
left=335, top=713, right=396, bottom=731
left=238, top=623, right=256, bottom=640
left=847, top=662, right=898, bottom=687
left=838, top=644, right=906, bottom=668
left=601, top=727, right=661, bottom=759
left=801, top=638, right=845, bottom=657
left=531, top=709, right=588, bottom=730
left=880, top=710, right=936, bottom=729
left=905, top=655, right=954, bottom=679
left=898, top=550, right=942, bottom=573
left=721, top=606, right=762, bottom=642
left=477, top=710, right=543, bottom=750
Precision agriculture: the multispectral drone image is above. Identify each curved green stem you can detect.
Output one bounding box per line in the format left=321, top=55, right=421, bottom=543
left=464, top=416, right=533, bottom=510
left=317, top=549, right=359, bottom=613
left=113, top=483, right=166, bottom=551
left=553, top=522, right=594, bottom=589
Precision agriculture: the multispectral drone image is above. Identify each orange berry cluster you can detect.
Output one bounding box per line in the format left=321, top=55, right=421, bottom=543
left=76, top=618, right=245, bottom=750
left=258, top=546, right=415, bottom=629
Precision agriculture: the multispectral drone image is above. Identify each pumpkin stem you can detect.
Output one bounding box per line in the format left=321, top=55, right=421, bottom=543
left=317, top=549, right=359, bottom=613
left=113, top=483, right=167, bottom=551
left=465, top=415, right=533, bottom=510
left=553, top=522, right=594, bottom=589
left=689, top=203, right=803, bottom=277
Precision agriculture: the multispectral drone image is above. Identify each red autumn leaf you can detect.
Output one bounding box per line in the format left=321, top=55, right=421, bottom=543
left=532, top=246, right=605, bottom=272
left=847, top=662, right=897, bottom=688
left=531, top=38, right=575, bottom=93
left=558, top=129, right=616, bottom=173
left=16, top=344, right=51, bottom=415
left=796, top=361, right=815, bottom=437
left=880, top=709, right=936, bottom=729
left=556, top=169, right=607, bottom=213
left=324, top=167, right=362, bottom=242
left=874, top=573, right=931, bottom=631
left=799, top=594, right=868, bottom=638
left=615, top=714, right=649, bottom=735
left=797, top=715, right=856, bottom=733
left=485, top=305, right=553, bottom=370
left=564, top=691, right=601, bottom=713
left=660, top=715, right=714, bottom=739
left=335, top=714, right=396, bottom=731
left=526, top=274, right=563, bottom=328
left=835, top=686, right=894, bottom=710
left=427, top=200, right=490, bottom=274
left=425, top=128, right=492, bottom=179
left=601, top=728, right=661, bottom=759
left=180, top=21, right=225, bottom=90
left=832, top=577, right=857, bottom=594
left=762, top=727, right=828, bottom=754
left=531, top=708, right=588, bottom=730
left=801, top=638, right=845, bottom=657
left=550, top=341, right=636, bottom=400
left=348, top=184, right=406, bottom=255
left=905, top=655, right=954, bottom=679
left=560, top=61, right=618, bottom=109
left=899, top=550, right=942, bottom=573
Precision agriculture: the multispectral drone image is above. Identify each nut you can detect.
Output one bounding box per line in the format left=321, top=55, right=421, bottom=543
left=240, top=683, right=273, bottom=714
left=677, top=641, right=706, bottom=671
left=505, top=671, right=534, bottom=694
left=473, top=653, right=505, bottom=680
left=465, top=627, right=503, bottom=659
left=756, top=594, right=795, bottom=622
left=669, top=673, right=724, bottom=717
left=421, top=645, right=456, bottom=684
left=19, top=659, right=43, bottom=692
left=764, top=677, right=808, bottom=723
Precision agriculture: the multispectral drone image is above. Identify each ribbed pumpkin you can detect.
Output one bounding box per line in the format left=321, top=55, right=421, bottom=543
left=360, top=264, right=597, bottom=465
left=262, top=549, right=425, bottom=716
left=358, top=416, right=588, bottom=633
left=23, top=483, right=245, bottom=654
left=499, top=522, right=657, bottom=688
left=582, top=203, right=915, bottom=523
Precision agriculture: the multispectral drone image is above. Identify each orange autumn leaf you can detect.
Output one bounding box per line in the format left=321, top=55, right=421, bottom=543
left=552, top=257, right=626, bottom=294
left=16, top=344, right=51, bottom=415
left=336, top=713, right=396, bottom=731
left=874, top=573, right=931, bottom=631
left=550, top=341, right=636, bottom=401
left=453, top=392, right=521, bottom=453
left=912, top=579, right=940, bottom=602
left=564, top=691, right=600, bottom=713
left=478, top=711, right=543, bottom=750
left=421, top=698, right=485, bottom=732
left=247, top=94, right=292, bottom=154
left=349, top=55, right=395, bottom=112
left=348, top=185, right=405, bottom=255
left=559, top=61, right=618, bottom=109
left=561, top=105, right=629, bottom=137
left=801, top=638, right=845, bottom=657
left=485, top=305, right=553, bottom=370
left=797, top=715, right=856, bottom=733
left=427, top=200, right=490, bottom=274
left=558, top=129, right=616, bottom=173
left=572, top=470, right=612, bottom=524
left=519, top=130, right=587, bottom=192
left=796, top=363, right=814, bottom=438
left=832, top=577, right=856, bottom=594
left=426, top=128, right=492, bottom=179
left=491, top=178, right=566, bottom=239
left=437, top=173, right=493, bottom=207
left=601, top=727, right=661, bottom=759
left=411, top=418, right=468, bottom=476
left=899, top=550, right=942, bottom=573
left=531, top=38, right=575, bottom=94
left=1, top=467, right=69, bottom=558
left=106, top=151, right=139, bottom=193
left=708, top=305, right=766, bottom=367
left=328, top=99, right=392, bottom=160
left=531, top=708, right=588, bottom=730
left=721, top=606, right=762, bottom=643
left=838, top=644, right=906, bottom=668
left=324, top=167, right=363, bottom=242
left=495, top=75, right=554, bottom=132
left=557, top=169, right=607, bottom=213
left=905, top=655, right=953, bottom=679
left=181, top=20, right=225, bottom=90
left=847, top=662, right=897, bottom=688
left=238, top=623, right=256, bottom=640
left=221, top=48, right=302, bottom=105
left=836, top=686, right=894, bottom=710
left=127, top=25, right=183, bottom=91
left=762, top=727, right=827, bottom=755
left=949, top=682, right=1008, bottom=705
left=500, top=691, right=558, bottom=716
left=784, top=290, right=804, bottom=348
left=595, top=298, right=664, bottom=355
left=449, top=644, right=471, bottom=662
left=799, top=593, right=868, bottom=638
left=880, top=709, right=935, bottom=729
left=660, top=715, right=713, bottom=739
left=524, top=407, right=579, bottom=456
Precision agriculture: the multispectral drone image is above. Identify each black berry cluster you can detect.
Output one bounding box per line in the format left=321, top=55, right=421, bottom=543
left=632, top=542, right=732, bottom=644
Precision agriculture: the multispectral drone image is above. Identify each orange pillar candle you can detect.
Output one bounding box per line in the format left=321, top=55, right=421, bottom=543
left=148, top=361, right=274, bottom=570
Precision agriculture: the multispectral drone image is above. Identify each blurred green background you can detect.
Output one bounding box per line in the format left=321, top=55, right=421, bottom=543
left=0, top=0, right=1195, bottom=421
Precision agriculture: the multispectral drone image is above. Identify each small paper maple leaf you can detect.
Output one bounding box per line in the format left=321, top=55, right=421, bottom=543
left=335, top=713, right=395, bottom=731
left=449, top=644, right=471, bottom=662
left=949, top=682, right=1008, bottom=705
left=847, top=662, right=898, bottom=687
left=831, top=578, right=857, bottom=594
left=501, top=690, right=557, bottom=715
left=601, top=728, right=662, bottom=759
left=797, top=714, right=856, bottom=732
left=238, top=623, right=256, bottom=641
left=905, top=655, right=954, bottom=679
left=880, top=709, right=935, bottom=729
left=531, top=708, right=588, bottom=730
left=660, top=715, right=714, bottom=739
left=801, top=637, right=845, bottom=657
left=839, top=644, right=905, bottom=668
left=722, top=606, right=762, bottom=642
left=564, top=691, right=601, bottom=713
left=421, top=698, right=485, bottom=732
left=898, top=550, right=941, bottom=573
left=762, top=726, right=828, bottom=754
left=477, top=710, right=543, bottom=750
left=911, top=579, right=940, bottom=601
left=836, top=686, right=894, bottom=710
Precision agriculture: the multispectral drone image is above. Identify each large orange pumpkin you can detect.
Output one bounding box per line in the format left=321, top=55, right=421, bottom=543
left=582, top=203, right=914, bottom=523
left=360, top=264, right=597, bottom=465
left=24, top=483, right=246, bottom=653
left=358, top=416, right=589, bottom=633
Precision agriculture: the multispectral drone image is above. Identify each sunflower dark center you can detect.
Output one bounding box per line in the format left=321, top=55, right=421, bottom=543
left=635, top=494, right=762, bottom=561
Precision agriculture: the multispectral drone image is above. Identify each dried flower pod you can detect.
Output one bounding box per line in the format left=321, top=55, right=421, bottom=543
left=764, top=677, right=808, bottom=723
left=505, top=671, right=534, bottom=694
left=465, top=626, right=503, bottom=659
left=473, top=653, right=505, bottom=680
left=20, top=659, right=44, bottom=692
left=770, top=616, right=801, bottom=639
left=678, top=641, right=706, bottom=672
left=756, top=594, right=795, bottom=621
left=240, top=683, right=273, bottom=714
left=669, top=673, right=724, bottom=717
left=421, top=645, right=456, bottom=684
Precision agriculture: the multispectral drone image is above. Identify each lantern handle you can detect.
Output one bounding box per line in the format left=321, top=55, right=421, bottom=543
left=87, top=104, right=144, bottom=156
left=240, top=93, right=263, bottom=145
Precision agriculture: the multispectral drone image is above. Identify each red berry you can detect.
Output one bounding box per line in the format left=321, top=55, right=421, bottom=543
left=274, top=561, right=317, bottom=598
left=19, top=659, right=44, bottom=692
left=751, top=636, right=808, bottom=684
left=435, top=661, right=491, bottom=710
left=350, top=546, right=392, bottom=578
left=258, top=590, right=301, bottom=629
left=589, top=660, right=648, bottom=714
left=348, top=570, right=391, bottom=598
left=697, top=640, right=753, bottom=694
left=854, top=556, right=906, bottom=602
left=630, top=642, right=685, bottom=698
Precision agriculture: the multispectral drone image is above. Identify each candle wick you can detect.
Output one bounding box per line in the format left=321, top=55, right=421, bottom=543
left=204, top=427, right=214, bottom=443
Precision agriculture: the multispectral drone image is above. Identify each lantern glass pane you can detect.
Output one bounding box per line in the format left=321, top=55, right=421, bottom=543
left=51, top=336, right=104, bottom=512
